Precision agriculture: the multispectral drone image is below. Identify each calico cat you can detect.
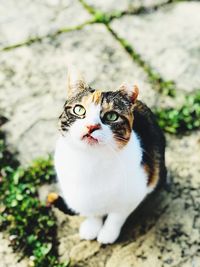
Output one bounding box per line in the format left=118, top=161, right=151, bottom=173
left=54, top=70, right=166, bottom=244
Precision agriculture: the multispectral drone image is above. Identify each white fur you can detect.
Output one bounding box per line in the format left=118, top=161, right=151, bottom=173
left=54, top=103, right=150, bottom=244
left=79, top=217, right=103, bottom=240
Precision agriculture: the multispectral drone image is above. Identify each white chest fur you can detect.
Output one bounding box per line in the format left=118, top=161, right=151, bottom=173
left=54, top=131, right=149, bottom=217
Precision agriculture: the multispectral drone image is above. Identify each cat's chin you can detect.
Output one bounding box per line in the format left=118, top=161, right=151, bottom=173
left=82, top=135, right=99, bottom=146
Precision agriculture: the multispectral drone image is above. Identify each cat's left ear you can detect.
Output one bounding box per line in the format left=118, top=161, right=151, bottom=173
left=66, top=67, right=88, bottom=97
left=118, top=83, right=139, bottom=103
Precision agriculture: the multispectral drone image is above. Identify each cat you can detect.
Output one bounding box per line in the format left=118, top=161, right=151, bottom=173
left=54, top=70, right=166, bottom=244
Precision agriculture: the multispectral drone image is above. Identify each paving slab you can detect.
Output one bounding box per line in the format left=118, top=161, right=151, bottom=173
left=53, top=132, right=200, bottom=267
left=0, top=233, right=28, bottom=267
left=0, top=24, right=158, bottom=164
left=84, top=0, right=169, bottom=13
left=0, top=0, right=91, bottom=49
left=111, top=2, right=200, bottom=92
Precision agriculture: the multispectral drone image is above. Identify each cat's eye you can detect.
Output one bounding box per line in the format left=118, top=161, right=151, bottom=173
left=73, top=105, right=86, bottom=116
left=104, top=111, right=119, bottom=122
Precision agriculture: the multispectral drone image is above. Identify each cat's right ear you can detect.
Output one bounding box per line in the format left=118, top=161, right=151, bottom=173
left=66, top=67, right=88, bottom=98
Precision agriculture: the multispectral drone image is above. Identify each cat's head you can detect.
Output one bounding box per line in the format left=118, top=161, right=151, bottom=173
left=59, top=70, right=139, bottom=150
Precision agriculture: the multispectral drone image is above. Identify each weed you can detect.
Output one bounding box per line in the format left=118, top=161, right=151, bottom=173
left=0, top=131, right=68, bottom=267
left=154, top=91, right=200, bottom=133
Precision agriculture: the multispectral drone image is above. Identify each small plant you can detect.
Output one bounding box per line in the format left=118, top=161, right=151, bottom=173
left=94, top=11, right=111, bottom=24
left=155, top=91, right=200, bottom=134
left=0, top=130, right=68, bottom=267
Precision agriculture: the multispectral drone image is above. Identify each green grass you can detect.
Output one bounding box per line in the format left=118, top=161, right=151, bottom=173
left=0, top=131, right=68, bottom=267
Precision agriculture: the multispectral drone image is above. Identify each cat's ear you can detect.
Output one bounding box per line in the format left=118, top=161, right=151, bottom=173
left=66, top=67, right=88, bottom=97
left=118, top=83, right=139, bottom=103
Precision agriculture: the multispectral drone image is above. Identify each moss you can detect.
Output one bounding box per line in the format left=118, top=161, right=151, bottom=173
left=1, top=0, right=192, bottom=52
left=79, top=0, right=123, bottom=24
left=1, top=20, right=93, bottom=52
left=78, top=0, right=185, bottom=21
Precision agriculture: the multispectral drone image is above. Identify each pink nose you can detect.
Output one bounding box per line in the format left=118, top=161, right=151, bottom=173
left=86, top=124, right=101, bottom=134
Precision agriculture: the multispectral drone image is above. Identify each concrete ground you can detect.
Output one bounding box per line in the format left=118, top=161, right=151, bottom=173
left=0, top=0, right=200, bottom=266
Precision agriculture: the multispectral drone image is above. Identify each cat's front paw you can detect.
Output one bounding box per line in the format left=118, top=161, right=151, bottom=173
left=97, top=226, right=120, bottom=244
left=79, top=217, right=103, bottom=240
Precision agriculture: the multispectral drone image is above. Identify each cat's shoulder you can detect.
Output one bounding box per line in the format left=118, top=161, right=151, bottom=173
left=133, top=100, right=155, bottom=117
left=133, top=100, right=163, bottom=135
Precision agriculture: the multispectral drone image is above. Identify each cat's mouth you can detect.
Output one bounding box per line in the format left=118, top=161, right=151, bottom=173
left=82, top=134, right=99, bottom=145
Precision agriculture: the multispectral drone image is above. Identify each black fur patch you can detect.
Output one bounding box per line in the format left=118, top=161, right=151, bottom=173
left=100, top=92, right=133, bottom=143
left=59, top=88, right=92, bottom=133
left=101, top=91, right=132, bottom=113
left=133, top=100, right=167, bottom=188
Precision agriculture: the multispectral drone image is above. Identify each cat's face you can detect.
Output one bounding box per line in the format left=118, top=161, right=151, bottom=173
left=59, top=72, right=138, bottom=150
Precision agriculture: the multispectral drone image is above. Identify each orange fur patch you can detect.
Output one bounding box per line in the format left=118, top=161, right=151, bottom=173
left=115, top=138, right=130, bottom=149
left=80, top=91, right=102, bottom=108
left=114, top=116, right=133, bottom=149
left=144, top=163, right=159, bottom=188
left=91, top=91, right=102, bottom=104
left=101, top=100, right=114, bottom=113
left=47, top=192, right=59, bottom=204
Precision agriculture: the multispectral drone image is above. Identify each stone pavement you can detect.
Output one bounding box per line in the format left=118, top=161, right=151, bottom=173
left=0, top=233, right=28, bottom=267
left=0, top=0, right=200, bottom=266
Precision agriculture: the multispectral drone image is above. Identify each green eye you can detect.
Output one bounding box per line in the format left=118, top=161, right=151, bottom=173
left=105, top=111, right=119, bottom=122
left=73, top=105, right=86, bottom=116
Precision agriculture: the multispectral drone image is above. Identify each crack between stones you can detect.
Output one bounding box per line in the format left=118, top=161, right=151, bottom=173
left=106, top=24, right=176, bottom=97
left=77, top=1, right=178, bottom=97
left=78, top=0, right=197, bottom=99
left=0, top=19, right=95, bottom=52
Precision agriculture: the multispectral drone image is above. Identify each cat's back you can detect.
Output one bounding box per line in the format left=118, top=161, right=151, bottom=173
left=133, top=100, right=166, bottom=189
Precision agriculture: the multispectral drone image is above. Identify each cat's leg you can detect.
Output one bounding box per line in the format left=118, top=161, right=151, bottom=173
left=97, top=212, right=130, bottom=244
left=79, top=216, right=103, bottom=240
